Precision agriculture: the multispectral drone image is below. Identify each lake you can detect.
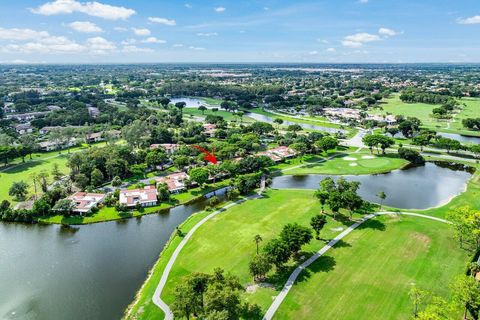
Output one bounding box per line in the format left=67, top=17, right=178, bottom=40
left=0, top=190, right=226, bottom=320
left=246, top=111, right=346, bottom=134
left=271, top=162, right=472, bottom=209
left=170, top=97, right=217, bottom=108
left=437, top=132, right=480, bottom=144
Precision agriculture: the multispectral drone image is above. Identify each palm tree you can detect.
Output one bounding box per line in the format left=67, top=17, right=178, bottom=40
left=254, top=234, right=262, bottom=255
left=377, top=191, right=386, bottom=210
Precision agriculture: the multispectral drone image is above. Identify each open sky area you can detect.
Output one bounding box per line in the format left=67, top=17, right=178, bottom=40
left=0, top=0, right=480, bottom=63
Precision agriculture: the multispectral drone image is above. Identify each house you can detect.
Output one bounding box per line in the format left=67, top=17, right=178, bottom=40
left=39, top=126, right=62, bottom=135
left=6, top=111, right=48, bottom=122
left=85, top=132, right=104, bottom=143
left=67, top=192, right=106, bottom=215
left=46, top=105, right=62, bottom=111
left=203, top=123, right=217, bottom=137
left=14, top=123, right=33, bottom=135
left=119, top=185, right=158, bottom=207
left=38, top=139, right=77, bottom=151
left=87, top=106, right=100, bottom=118
left=256, top=146, right=297, bottom=162
left=155, top=172, right=189, bottom=193
left=150, top=143, right=179, bottom=155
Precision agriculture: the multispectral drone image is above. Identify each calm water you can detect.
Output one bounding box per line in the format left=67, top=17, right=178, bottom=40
left=246, top=111, right=346, bottom=134
left=0, top=190, right=226, bottom=320
left=437, top=132, right=480, bottom=144
left=271, top=162, right=472, bottom=209
left=170, top=97, right=217, bottom=108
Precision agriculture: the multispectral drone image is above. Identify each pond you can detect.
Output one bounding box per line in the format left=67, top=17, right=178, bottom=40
left=0, top=189, right=226, bottom=320
left=437, top=132, right=480, bottom=144
left=246, top=111, right=346, bottom=134
left=271, top=162, right=473, bottom=209
left=170, top=97, right=217, bottom=108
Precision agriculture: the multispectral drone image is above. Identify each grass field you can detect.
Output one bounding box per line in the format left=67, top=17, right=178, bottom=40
left=127, top=189, right=468, bottom=319
left=275, top=214, right=466, bottom=320
left=278, top=152, right=408, bottom=176
left=372, top=94, right=480, bottom=137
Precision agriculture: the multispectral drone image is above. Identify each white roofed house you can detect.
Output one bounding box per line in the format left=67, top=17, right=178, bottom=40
left=155, top=172, right=189, bottom=193
left=85, top=132, right=104, bottom=144
left=67, top=192, right=106, bottom=215
left=202, top=123, right=217, bottom=137
left=150, top=143, right=179, bottom=156
left=119, top=185, right=158, bottom=208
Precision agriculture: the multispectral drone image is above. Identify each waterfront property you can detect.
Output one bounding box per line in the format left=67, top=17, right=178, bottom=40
left=155, top=172, right=189, bottom=193
left=119, top=186, right=158, bottom=207
left=68, top=192, right=106, bottom=215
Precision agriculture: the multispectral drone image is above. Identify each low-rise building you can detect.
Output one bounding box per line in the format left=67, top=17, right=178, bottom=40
left=203, top=123, right=217, bottom=137
left=155, top=172, right=189, bottom=193
left=257, top=146, right=297, bottom=162
left=85, top=132, right=104, bottom=143
left=39, top=126, right=62, bottom=135
left=14, top=123, right=33, bottom=135
left=68, top=192, right=106, bottom=215
left=119, top=185, right=158, bottom=207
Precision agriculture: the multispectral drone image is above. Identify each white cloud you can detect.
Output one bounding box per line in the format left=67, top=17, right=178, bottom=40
left=86, top=36, right=116, bottom=54
left=68, top=21, right=102, bottom=33
left=173, top=43, right=184, bottom=47
left=122, top=45, right=153, bottom=53
left=197, top=32, right=218, bottom=37
left=141, top=37, right=166, bottom=44
left=326, top=47, right=336, bottom=52
left=132, top=28, right=151, bottom=36
left=1, top=36, right=85, bottom=54
left=308, top=50, right=319, bottom=55
left=189, top=46, right=205, bottom=50
left=148, top=17, right=176, bottom=26
left=457, top=15, right=480, bottom=25
left=114, top=27, right=128, bottom=32
left=378, top=27, right=402, bottom=37
left=121, top=38, right=136, bottom=45
left=214, top=7, right=226, bottom=12
left=0, top=27, right=50, bottom=40
left=30, top=0, right=135, bottom=20
left=185, top=3, right=192, bottom=9
left=342, top=32, right=380, bottom=48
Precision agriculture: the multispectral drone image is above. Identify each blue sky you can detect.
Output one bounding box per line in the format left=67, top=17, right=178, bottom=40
left=0, top=0, right=479, bottom=63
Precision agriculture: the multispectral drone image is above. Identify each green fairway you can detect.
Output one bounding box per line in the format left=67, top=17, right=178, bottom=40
left=279, top=152, right=408, bottom=176
left=128, top=189, right=467, bottom=319
left=275, top=215, right=466, bottom=320
left=373, top=94, right=480, bottom=137
left=0, top=155, right=70, bottom=203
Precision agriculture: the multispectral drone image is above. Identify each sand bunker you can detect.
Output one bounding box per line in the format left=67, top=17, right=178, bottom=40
left=343, top=157, right=357, bottom=161
left=362, top=155, right=375, bottom=159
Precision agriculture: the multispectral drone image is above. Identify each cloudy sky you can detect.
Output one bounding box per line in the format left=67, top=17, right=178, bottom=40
left=0, top=0, right=479, bottom=63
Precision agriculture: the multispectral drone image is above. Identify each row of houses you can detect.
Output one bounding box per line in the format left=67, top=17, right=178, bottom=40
left=323, top=108, right=397, bottom=125
left=256, top=146, right=297, bottom=162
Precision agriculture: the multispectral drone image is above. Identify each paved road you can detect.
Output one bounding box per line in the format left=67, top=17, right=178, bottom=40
left=262, top=211, right=449, bottom=320
left=152, top=177, right=266, bottom=319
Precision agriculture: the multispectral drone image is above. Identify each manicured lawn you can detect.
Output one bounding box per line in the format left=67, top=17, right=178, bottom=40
left=277, top=151, right=408, bottom=176
left=275, top=214, right=466, bottom=320
left=373, top=94, right=480, bottom=137
left=130, top=189, right=467, bottom=319
left=0, top=155, right=70, bottom=203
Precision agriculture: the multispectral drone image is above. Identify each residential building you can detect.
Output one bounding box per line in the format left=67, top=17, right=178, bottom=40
left=14, top=123, right=33, bottom=135
left=203, top=123, right=217, bottom=137
left=67, top=192, right=106, bottom=215
left=119, top=185, right=158, bottom=207
left=150, top=143, right=179, bottom=155
left=155, top=172, right=189, bottom=193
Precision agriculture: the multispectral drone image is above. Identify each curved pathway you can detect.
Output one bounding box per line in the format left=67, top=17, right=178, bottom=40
left=262, top=211, right=449, bottom=320
left=152, top=178, right=266, bottom=319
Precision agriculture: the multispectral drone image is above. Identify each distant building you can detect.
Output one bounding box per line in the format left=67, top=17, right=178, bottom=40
left=6, top=111, right=48, bottom=122
left=38, top=139, right=77, bottom=152
left=39, top=126, right=62, bottom=135
left=68, top=192, right=106, bottom=215
left=85, top=132, right=103, bottom=143
left=46, top=105, right=62, bottom=111
left=202, top=123, right=217, bottom=137
left=155, top=172, right=189, bottom=193
left=119, top=185, right=158, bottom=207
left=14, top=123, right=33, bottom=135
left=257, top=146, right=297, bottom=162
left=87, top=106, right=100, bottom=118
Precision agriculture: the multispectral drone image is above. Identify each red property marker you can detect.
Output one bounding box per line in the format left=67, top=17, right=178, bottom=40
left=192, top=145, right=217, bottom=164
